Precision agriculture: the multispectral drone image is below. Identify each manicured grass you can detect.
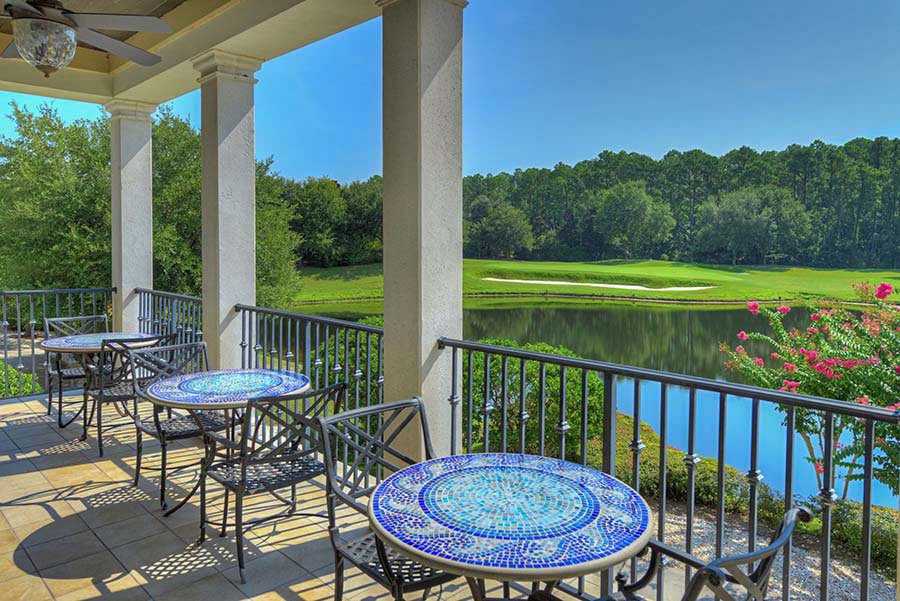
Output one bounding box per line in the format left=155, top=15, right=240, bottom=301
left=291, top=259, right=900, bottom=307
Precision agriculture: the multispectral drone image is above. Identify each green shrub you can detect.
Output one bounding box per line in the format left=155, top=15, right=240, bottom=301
left=1, top=362, right=42, bottom=397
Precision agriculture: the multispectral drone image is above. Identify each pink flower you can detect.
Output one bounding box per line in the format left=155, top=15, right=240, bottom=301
left=753, top=357, right=765, bottom=367
left=737, top=331, right=749, bottom=341
left=735, top=345, right=745, bottom=354
left=783, top=362, right=797, bottom=372
left=894, top=365, right=900, bottom=375
left=776, top=305, right=791, bottom=315
left=886, top=403, right=900, bottom=411
left=770, top=352, right=780, bottom=360
left=807, top=327, right=819, bottom=334
left=780, top=380, right=800, bottom=393
left=814, top=462, right=824, bottom=475
left=875, top=282, right=894, bottom=300
left=747, top=301, right=760, bottom=315
left=835, top=441, right=844, bottom=449
left=856, top=397, right=870, bottom=405
left=811, top=313, right=820, bottom=322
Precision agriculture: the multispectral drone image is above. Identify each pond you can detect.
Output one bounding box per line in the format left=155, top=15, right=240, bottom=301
left=306, top=298, right=898, bottom=508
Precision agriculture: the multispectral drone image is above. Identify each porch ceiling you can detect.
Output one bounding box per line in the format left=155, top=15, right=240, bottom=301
left=0, top=0, right=379, bottom=105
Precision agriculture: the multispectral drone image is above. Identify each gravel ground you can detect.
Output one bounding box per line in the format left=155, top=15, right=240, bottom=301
left=624, top=503, right=897, bottom=601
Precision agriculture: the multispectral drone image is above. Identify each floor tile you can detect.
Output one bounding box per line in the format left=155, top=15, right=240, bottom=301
left=39, top=549, right=140, bottom=599
left=25, top=529, right=106, bottom=571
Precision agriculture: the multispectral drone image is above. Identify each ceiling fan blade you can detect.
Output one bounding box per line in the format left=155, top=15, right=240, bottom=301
left=3, top=0, right=43, bottom=16
left=65, top=13, right=173, bottom=33
left=74, top=27, right=161, bottom=66
left=1, top=39, right=20, bottom=58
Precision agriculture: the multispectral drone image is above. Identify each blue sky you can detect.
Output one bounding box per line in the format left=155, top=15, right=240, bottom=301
left=4, top=0, right=900, bottom=183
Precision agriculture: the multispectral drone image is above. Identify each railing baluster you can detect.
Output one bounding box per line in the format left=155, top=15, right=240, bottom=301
left=715, top=391, right=727, bottom=564
left=518, top=358, right=528, bottom=453
left=859, top=418, right=874, bottom=601
left=747, top=398, right=762, bottom=563
left=684, top=388, right=699, bottom=590
left=819, top=411, right=836, bottom=601
left=466, top=349, right=473, bottom=453
left=580, top=369, right=589, bottom=465
left=630, top=378, right=644, bottom=580
left=449, top=345, right=459, bottom=455
left=782, top=404, right=795, bottom=601
left=656, top=383, right=668, bottom=601
left=483, top=352, right=492, bottom=453
left=500, top=355, right=508, bottom=452
left=558, top=365, right=568, bottom=459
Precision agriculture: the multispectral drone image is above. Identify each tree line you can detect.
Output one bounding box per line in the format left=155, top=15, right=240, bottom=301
left=2, top=103, right=899, bottom=304
left=292, top=138, right=900, bottom=269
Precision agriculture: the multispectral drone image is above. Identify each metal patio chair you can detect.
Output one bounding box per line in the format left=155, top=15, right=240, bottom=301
left=196, top=382, right=347, bottom=584
left=529, top=506, right=812, bottom=601
left=128, top=341, right=225, bottom=513
left=83, top=333, right=176, bottom=456
left=316, top=398, right=462, bottom=601
left=43, top=314, right=109, bottom=428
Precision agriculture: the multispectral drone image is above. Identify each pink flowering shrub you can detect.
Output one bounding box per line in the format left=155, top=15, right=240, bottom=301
left=721, top=283, right=900, bottom=498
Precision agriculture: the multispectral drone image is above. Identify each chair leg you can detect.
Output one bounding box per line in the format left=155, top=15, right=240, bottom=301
left=133, top=429, right=142, bottom=487
left=291, top=483, right=297, bottom=512
left=333, top=553, right=345, bottom=601
left=198, top=466, right=207, bottom=544
left=220, top=488, right=229, bottom=537
left=235, top=490, right=245, bottom=584
left=46, top=379, right=52, bottom=415
left=96, top=402, right=104, bottom=457
left=159, top=441, right=168, bottom=510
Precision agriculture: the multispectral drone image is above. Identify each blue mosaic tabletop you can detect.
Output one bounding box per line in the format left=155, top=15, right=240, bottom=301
left=146, top=368, right=310, bottom=409
left=369, top=453, right=652, bottom=580
left=41, top=332, right=159, bottom=353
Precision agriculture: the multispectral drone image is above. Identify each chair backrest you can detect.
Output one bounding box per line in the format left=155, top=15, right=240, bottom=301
left=125, top=341, right=210, bottom=400
left=44, top=314, right=109, bottom=338
left=683, top=506, right=812, bottom=601
left=316, top=397, right=435, bottom=517
left=95, top=336, right=192, bottom=400
left=236, top=382, right=348, bottom=474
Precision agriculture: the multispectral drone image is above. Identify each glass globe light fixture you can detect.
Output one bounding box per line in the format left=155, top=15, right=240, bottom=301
left=12, top=18, right=77, bottom=78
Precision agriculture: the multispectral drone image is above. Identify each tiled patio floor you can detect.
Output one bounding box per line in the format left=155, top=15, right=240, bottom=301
left=5, top=393, right=628, bottom=601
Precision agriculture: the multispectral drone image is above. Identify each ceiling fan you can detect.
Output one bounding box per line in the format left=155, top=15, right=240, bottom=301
left=0, top=0, right=173, bottom=77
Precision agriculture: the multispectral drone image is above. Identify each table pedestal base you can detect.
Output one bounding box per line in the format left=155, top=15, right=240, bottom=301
left=465, top=578, right=558, bottom=601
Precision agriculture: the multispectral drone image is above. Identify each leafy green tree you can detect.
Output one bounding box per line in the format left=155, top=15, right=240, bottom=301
left=466, top=196, right=534, bottom=259
left=0, top=103, right=300, bottom=306
left=591, top=181, right=674, bottom=259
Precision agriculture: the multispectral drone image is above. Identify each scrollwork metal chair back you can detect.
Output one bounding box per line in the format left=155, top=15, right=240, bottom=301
left=611, top=506, right=813, bottom=601
left=316, top=398, right=459, bottom=601
left=126, top=341, right=213, bottom=512
left=195, top=382, right=347, bottom=584
left=84, top=335, right=174, bottom=456
left=42, top=314, right=109, bottom=427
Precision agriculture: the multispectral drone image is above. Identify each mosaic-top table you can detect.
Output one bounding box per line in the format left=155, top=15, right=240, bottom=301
left=145, top=368, right=311, bottom=410
left=40, top=331, right=161, bottom=354
left=368, top=453, right=653, bottom=583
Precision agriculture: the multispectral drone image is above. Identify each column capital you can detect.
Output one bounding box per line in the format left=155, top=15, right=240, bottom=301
left=192, top=49, right=262, bottom=85
left=104, top=99, right=157, bottom=121
left=376, top=0, right=468, bottom=8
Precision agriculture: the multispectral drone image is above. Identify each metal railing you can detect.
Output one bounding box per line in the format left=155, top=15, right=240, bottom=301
left=235, top=304, right=384, bottom=412
left=437, top=336, right=900, bottom=601
left=136, top=288, right=203, bottom=344
left=0, top=287, right=114, bottom=399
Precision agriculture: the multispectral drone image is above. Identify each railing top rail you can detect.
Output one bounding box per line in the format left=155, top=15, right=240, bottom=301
left=134, top=288, right=201, bottom=303
left=438, top=336, right=900, bottom=424
left=234, top=303, right=384, bottom=335
left=1, top=287, right=115, bottom=296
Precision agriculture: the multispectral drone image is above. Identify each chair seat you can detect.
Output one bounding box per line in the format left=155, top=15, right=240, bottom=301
left=338, top=530, right=456, bottom=588
left=206, top=453, right=325, bottom=494
left=140, top=411, right=227, bottom=440
left=86, top=380, right=143, bottom=402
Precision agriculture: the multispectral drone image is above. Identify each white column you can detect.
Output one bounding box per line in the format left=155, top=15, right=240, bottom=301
left=194, top=50, right=261, bottom=369
left=106, top=99, right=156, bottom=332
left=380, top=0, right=466, bottom=458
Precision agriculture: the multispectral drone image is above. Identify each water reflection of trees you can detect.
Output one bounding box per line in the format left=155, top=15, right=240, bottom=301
left=464, top=305, right=808, bottom=380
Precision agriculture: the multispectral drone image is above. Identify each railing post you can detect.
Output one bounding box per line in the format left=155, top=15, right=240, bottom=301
left=601, top=370, right=617, bottom=597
